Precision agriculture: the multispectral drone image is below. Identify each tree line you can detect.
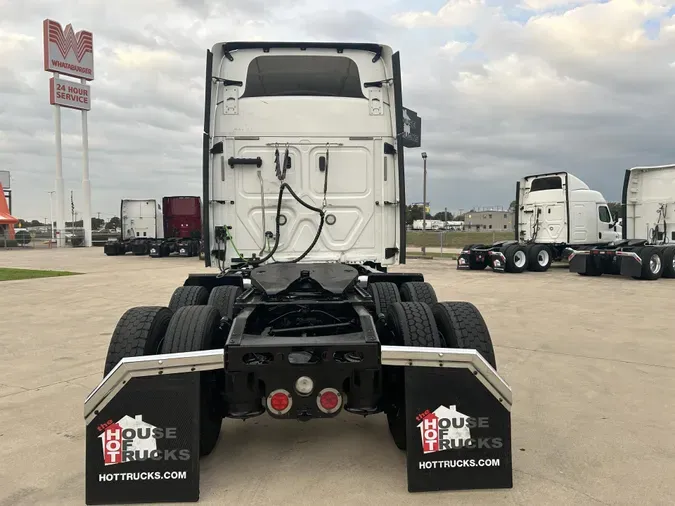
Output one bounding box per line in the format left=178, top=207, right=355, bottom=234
left=15, top=217, right=121, bottom=230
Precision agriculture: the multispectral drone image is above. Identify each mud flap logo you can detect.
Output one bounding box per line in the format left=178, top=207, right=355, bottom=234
left=98, top=415, right=191, bottom=465
left=417, top=405, right=503, bottom=454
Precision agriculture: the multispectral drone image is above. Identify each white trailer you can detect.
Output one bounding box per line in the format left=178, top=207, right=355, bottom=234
left=104, top=199, right=164, bottom=256
left=412, top=219, right=463, bottom=230
left=458, top=172, right=620, bottom=273
left=567, top=164, right=675, bottom=280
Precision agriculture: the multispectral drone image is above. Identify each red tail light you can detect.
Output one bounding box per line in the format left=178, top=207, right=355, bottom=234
left=317, top=388, right=342, bottom=414
left=267, top=389, right=292, bottom=415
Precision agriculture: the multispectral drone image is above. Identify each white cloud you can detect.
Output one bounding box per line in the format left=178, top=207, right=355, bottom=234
left=392, top=0, right=494, bottom=28
left=440, top=41, right=469, bottom=58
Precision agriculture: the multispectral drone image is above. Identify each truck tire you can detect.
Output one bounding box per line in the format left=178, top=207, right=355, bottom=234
left=527, top=244, right=552, bottom=272
left=400, top=281, right=438, bottom=305
left=635, top=246, right=664, bottom=280
left=103, top=306, right=173, bottom=376
left=661, top=246, right=675, bottom=278
left=503, top=244, right=528, bottom=273
left=368, top=282, right=401, bottom=318
left=368, top=282, right=401, bottom=344
left=431, top=302, right=497, bottom=369
left=207, top=285, right=242, bottom=319
left=168, top=285, right=209, bottom=312
left=161, top=306, right=224, bottom=456
left=384, top=302, right=442, bottom=451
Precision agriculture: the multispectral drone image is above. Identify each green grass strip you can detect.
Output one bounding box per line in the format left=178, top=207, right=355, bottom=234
left=0, top=267, right=80, bottom=281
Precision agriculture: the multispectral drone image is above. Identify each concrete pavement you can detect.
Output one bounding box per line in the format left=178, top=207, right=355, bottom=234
left=0, top=247, right=674, bottom=505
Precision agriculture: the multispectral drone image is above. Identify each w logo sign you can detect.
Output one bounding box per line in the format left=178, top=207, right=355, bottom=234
left=43, top=19, right=95, bottom=81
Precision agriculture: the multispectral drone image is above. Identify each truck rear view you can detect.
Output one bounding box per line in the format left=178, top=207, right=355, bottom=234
left=89, top=42, right=514, bottom=501
left=104, top=199, right=163, bottom=256
left=203, top=42, right=404, bottom=270
left=149, top=196, right=202, bottom=258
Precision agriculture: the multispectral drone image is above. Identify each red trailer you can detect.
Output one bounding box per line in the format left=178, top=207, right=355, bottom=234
left=149, top=196, right=202, bottom=258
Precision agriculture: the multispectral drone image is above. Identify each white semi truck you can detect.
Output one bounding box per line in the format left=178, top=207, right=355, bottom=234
left=86, top=41, right=513, bottom=500
left=458, top=171, right=621, bottom=273
left=567, top=164, right=675, bottom=280
left=104, top=198, right=164, bottom=256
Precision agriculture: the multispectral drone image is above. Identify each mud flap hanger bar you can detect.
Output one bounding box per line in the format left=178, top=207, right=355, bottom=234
left=83, top=346, right=512, bottom=423
left=565, top=247, right=642, bottom=264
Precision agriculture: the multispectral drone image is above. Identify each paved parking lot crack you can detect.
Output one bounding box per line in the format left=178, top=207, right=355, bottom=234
left=0, top=373, right=97, bottom=399
left=496, top=345, right=674, bottom=370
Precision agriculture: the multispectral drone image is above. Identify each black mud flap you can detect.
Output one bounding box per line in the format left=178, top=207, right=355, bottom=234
left=488, top=251, right=506, bottom=273
left=382, top=346, right=513, bottom=492
left=404, top=364, right=512, bottom=492
left=83, top=351, right=224, bottom=505
left=619, top=255, right=641, bottom=277
left=567, top=251, right=589, bottom=273
left=104, top=242, right=123, bottom=256
left=84, top=348, right=513, bottom=502
left=85, top=374, right=200, bottom=505
left=148, top=243, right=162, bottom=257
left=456, top=250, right=471, bottom=270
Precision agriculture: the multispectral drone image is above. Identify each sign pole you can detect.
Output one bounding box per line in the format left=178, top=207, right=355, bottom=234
left=53, top=72, right=66, bottom=248
left=81, top=78, right=92, bottom=247
left=43, top=19, right=94, bottom=248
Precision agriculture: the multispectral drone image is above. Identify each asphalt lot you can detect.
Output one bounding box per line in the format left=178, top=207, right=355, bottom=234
left=1, top=247, right=674, bottom=505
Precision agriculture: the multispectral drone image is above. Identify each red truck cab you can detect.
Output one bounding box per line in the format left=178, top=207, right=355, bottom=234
left=163, top=196, right=201, bottom=239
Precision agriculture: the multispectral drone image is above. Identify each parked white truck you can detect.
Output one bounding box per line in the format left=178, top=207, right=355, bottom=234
left=104, top=198, right=164, bottom=256
left=457, top=172, right=621, bottom=273
left=567, top=164, right=675, bottom=280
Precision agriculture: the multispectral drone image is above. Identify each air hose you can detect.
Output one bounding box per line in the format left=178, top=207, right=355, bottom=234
left=246, top=145, right=329, bottom=266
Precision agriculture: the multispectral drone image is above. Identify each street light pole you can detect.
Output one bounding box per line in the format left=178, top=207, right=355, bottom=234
left=421, top=152, right=428, bottom=255
left=47, top=191, right=55, bottom=240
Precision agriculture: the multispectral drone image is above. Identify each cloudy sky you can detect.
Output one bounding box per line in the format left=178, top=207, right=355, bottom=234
left=1, top=0, right=675, bottom=222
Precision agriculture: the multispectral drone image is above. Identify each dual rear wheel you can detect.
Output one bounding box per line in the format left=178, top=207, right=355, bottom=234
left=367, top=281, right=496, bottom=450
left=103, top=284, right=243, bottom=457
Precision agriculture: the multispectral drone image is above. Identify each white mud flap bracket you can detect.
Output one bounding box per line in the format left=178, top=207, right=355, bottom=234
left=83, top=347, right=512, bottom=503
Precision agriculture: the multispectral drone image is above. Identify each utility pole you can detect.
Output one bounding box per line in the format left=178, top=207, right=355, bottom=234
left=421, top=151, right=428, bottom=256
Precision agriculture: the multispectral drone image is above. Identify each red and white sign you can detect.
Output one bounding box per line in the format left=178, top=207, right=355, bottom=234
left=43, top=19, right=94, bottom=81
left=99, top=415, right=158, bottom=466
left=50, top=77, right=91, bottom=111
left=418, top=405, right=471, bottom=454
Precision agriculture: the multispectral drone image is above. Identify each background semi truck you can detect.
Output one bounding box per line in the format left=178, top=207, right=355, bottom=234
left=104, top=199, right=163, bottom=256
left=457, top=172, right=620, bottom=273
left=567, top=164, right=675, bottom=280
left=149, top=196, right=202, bottom=258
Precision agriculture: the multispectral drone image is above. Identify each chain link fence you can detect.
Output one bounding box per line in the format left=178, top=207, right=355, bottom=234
left=0, top=228, right=88, bottom=249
